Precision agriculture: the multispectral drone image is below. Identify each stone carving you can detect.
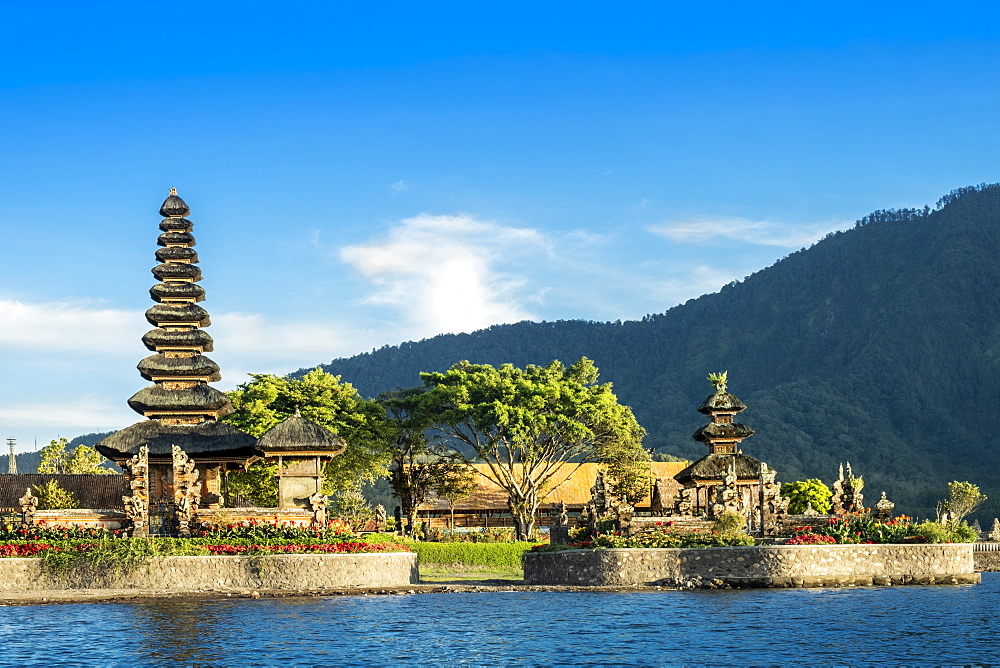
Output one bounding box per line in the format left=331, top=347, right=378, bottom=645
left=122, top=445, right=149, bottom=537
left=589, top=472, right=610, bottom=517
left=674, top=487, right=697, bottom=517
left=874, top=491, right=895, bottom=521
left=556, top=501, right=569, bottom=527
left=972, top=519, right=983, bottom=536
left=711, top=459, right=743, bottom=518
left=831, top=462, right=865, bottom=514
left=990, top=518, right=1000, bottom=542
left=802, top=502, right=820, bottom=516
left=309, top=492, right=328, bottom=528
left=172, top=445, right=201, bottom=538
left=19, top=487, right=38, bottom=528
left=758, top=463, right=789, bottom=536
left=374, top=504, right=386, bottom=532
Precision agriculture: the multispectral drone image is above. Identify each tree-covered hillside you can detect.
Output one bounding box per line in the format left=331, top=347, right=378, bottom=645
left=308, top=184, right=1000, bottom=520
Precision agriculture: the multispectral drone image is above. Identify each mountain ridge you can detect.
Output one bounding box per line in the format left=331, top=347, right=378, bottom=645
left=305, top=184, right=1000, bottom=519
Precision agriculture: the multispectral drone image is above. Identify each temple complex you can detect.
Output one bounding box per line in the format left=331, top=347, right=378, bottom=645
left=97, top=190, right=263, bottom=534
left=658, top=373, right=788, bottom=529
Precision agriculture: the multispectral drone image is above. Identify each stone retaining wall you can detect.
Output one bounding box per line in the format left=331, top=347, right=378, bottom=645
left=974, top=550, right=1000, bottom=572
left=524, top=544, right=979, bottom=588
left=0, top=552, right=418, bottom=592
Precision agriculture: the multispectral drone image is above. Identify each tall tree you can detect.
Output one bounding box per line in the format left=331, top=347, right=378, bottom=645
left=377, top=387, right=458, bottom=536
left=433, top=457, right=478, bottom=532
left=38, top=438, right=114, bottom=475
left=419, top=358, right=647, bottom=540
left=223, top=368, right=393, bottom=500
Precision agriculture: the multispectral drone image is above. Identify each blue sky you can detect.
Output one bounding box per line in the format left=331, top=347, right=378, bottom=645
left=3, top=2, right=1000, bottom=451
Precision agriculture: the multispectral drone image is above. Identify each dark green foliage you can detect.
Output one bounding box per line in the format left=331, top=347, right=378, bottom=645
left=307, top=184, right=1000, bottom=520
left=410, top=541, right=536, bottom=568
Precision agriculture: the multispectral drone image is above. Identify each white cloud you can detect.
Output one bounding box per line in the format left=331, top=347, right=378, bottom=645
left=0, top=298, right=142, bottom=352
left=389, top=180, right=412, bottom=194
left=340, top=214, right=546, bottom=337
left=650, top=216, right=849, bottom=248
left=0, top=394, right=137, bottom=429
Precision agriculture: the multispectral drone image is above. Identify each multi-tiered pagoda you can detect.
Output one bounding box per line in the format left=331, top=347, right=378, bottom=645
left=673, top=373, right=774, bottom=517
left=97, top=190, right=261, bottom=530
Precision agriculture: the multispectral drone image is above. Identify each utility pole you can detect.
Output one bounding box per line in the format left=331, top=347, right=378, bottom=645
left=6, top=438, right=16, bottom=474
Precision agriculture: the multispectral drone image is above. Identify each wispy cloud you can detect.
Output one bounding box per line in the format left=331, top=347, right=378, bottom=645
left=340, top=214, right=547, bottom=337
left=389, top=180, right=412, bottom=195
left=0, top=394, right=137, bottom=429
left=0, top=298, right=142, bottom=352
left=650, top=216, right=849, bottom=248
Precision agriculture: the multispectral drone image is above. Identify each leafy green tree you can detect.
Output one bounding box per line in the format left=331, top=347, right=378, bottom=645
left=781, top=479, right=833, bottom=514
left=378, top=387, right=449, bottom=535
left=38, top=438, right=113, bottom=474
left=418, top=357, right=647, bottom=540
left=333, top=489, right=375, bottom=531
left=433, top=457, right=478, bottom=532
left=937, top=481, right=987, bottom=527
left=223, top=368, right=394, bottom=502
left=35, top=479, right=82, bottom=510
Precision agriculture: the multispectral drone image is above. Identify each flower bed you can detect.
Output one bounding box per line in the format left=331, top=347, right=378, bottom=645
left=787, top=514, right=978, bottom=545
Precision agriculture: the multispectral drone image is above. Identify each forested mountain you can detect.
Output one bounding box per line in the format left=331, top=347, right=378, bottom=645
left=305, top=184, right=1000, bottom=520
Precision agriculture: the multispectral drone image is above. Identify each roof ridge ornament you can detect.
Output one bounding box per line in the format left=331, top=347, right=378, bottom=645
left=707, top=370, right=728, bottom=393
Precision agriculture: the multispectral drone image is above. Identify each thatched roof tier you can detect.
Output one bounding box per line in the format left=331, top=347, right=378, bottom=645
left=159, top=192, right=190, bottom=218
left=159, top=217, right=193, bottom=232
left=127, top=384, right=233, bottom=415
left=157, top=231, right=196, bottom=247
left=152, top=262, right=202, bottom=281
left=674, top=453, right=764, bottom=484
left=150, top=281, right=205, bottom=302
left=697, top=391, right=747, bottom=415
left=692, top=422, right=755, bottom=442
left=96, top=420, right=260, bottom=459
left=137, top=354, right=222, bottom=381
left=257, top=414, right=347, bottom=455
left=142, top=327, right=214, bottom=352
left=0, top=474, right=128, bottom=510
left=155, top=247, right=199, bottom=263
left=145, top=303, right=210, bottom=327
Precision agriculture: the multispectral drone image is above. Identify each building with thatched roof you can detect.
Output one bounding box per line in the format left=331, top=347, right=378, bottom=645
left=417, top=462, right=686, bottom=529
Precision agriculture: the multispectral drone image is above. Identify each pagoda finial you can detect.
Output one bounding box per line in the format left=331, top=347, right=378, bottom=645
left=707, top=371, right=728, bottom=393
left=169, top=187, right=178, bottom=196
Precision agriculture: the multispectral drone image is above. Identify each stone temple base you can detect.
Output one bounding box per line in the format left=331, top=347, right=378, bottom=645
left=0, top=553, right=418, bottom=592
left=524, top=544, right=979, bottom=588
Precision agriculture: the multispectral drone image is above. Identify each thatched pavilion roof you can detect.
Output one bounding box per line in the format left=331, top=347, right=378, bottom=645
left=159, top=217, right=193, bottom=232
left=697, top=391, right=747, bottom=415
left=673, top=453, right=764, bottom=484
left=137, top=354, right=222, bottom=381
left=257, top=414, right=347, bottom=455
left=159, top=192, right=190, bottom=218
left=154, top=247, right=199, bottom=264
left=692, top=421, right=755, bottom=442
left=142, top=328, right=214, bottom=352
left=96, top=420, right=261, bottom=460
left=145, top=303, right=210, bottom=327
left=127, top=384, right=233, bottom=415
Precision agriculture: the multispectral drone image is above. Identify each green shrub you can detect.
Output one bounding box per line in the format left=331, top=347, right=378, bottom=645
left=35, top=480, right=82, bottom=510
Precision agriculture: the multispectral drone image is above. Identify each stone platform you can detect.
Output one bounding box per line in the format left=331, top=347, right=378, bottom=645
left=0, top=552, right=418, bottom=593
left=524, top=544, right=980, bottom=588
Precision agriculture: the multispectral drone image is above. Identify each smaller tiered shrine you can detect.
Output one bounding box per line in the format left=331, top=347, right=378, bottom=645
left=671, top=373, right=787, bottom=524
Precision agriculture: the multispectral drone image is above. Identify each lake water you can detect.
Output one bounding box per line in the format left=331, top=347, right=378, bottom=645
left=2, top=574, right=998, bottom=665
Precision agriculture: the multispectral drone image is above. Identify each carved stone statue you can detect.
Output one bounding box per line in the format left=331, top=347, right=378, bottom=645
left=556, top=501, right=569, bottom=527
left=309, top=492, right=328, bottom=528
left=19, top=487, right=38, bottom=528
left=122, top=445, right=149, bottom=537
left=990, top=518, right=1000, bottom=542
left=874, top=492, right=895, bottom=521
left=374, top=504, right=386, bottom=532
